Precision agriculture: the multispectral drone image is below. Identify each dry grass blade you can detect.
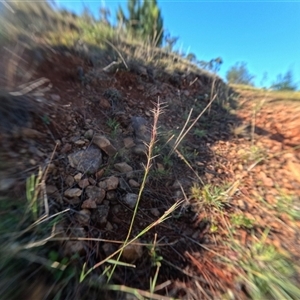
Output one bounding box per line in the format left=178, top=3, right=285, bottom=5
left=106, top=284, right=177, bottom=300
left=170, top=93, right=217, bottom=155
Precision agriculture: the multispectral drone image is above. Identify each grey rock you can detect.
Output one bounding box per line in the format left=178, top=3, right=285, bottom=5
left=150, top=208, right=160, bottom=217
left=123, top=193, right=138, bottom=208
left=131, top=116, right=151, bottom=144
left=50, top=94, right=61, bottom=101
left=84, top=129, right=94, bottom=139
left=119, top=177, right=131, bottom=192
left=68, top=145, right=102, bottom=174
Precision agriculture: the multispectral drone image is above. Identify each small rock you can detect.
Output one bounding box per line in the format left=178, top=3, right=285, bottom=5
left=132, top=144, right=147, bottom=155
left=61, top=143, right=72, bottom=154
left=96, top=169, right=105, bottom=179
left=76, top=209, right=91, bottom=225
left=150, top=208, right=160, bottom=217
left=50, top=94, right=61, bottom=101
left=98, top=181, right=106, bottom=189
left=65, top=175, right=75, bottom=187
left=84, top=129, right=94, bottom=139
left=131, top=116, right=151, bottom=144
left=74, top=173, right=83, bottom=182
left=81, top=199, right=97, bottom=209
left=183, top=90, right=190, bottom=97
left=85, top=186, right=105, bottom=204
left=93, top=134, right=117, bottom=156
left=74, top=140, right=86, bottom=146
left=126, top=171, right=136, bottom=179
left=121, top=239, right=143, bottom=263
left=47, top=163, right=56, bottom=173
left=114, top=162, right=133, bottom=173
left=89, top=177, right=96, bottom=185
left=68, top=145, right=102, bottom=174
left=128, top=179, right=140, bottom=188
left=104, top=176, right=119, bottom=190
left=21, top=128, right=45, bottom=139
left=99, top=98, right=111, bottom=109
left=78, top=178, right=89, bottom=189
left=123, top=137, right=135, bottom=148
left=64, top=188, right=82, bottom=198
left=123, top=193, right=138, bottom=208
left=137, top=84, right=144, bottom=91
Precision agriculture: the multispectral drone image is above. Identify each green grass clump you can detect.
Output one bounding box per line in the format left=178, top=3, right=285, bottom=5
left=229, top=230, right=300, bottom=299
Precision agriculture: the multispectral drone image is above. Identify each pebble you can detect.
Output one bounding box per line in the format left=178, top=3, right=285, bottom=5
left=121, top=239, right=143, bottom=263
left=64, top=188, right=82, bottom=198
left=114, top=162, right=133, bottom=173
left=81, top=199, right=97, bottom=209
left=123, top=193, right=138, bottom=208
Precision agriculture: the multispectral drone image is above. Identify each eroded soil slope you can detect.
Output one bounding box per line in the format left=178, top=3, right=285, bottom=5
left=0, top=48, right=299, bottom=299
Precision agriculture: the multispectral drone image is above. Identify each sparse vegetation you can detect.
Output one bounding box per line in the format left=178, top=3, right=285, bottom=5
left=226, top=61, right=255, bottom=86
left=0, top=1, right=300, bottom=299
left=271, top=69, right=298, bottom=91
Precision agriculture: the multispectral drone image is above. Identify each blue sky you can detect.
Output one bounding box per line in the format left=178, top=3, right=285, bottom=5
left=55, top=1, right=300, bottom=88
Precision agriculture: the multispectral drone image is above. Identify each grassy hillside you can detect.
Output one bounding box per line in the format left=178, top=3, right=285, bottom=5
left=0, top=2, right=300, bottom=300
